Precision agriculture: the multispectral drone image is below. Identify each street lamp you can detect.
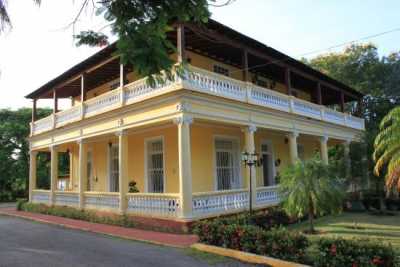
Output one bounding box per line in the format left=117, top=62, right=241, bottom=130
left=241, top=151, right=263, bottom=214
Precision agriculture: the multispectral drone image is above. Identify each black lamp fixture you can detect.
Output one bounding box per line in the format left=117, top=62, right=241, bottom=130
left=241, top=151, right=263, bottom=214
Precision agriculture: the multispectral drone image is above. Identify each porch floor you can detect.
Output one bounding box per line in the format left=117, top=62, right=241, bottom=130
left=0, top=208, right=198, bottom=248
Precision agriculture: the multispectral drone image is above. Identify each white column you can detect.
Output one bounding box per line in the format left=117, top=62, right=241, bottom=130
left=78, top=140, right=87, bottom=209
left=287, top=132, right=299, bottom=165
left=320, top=136, right=329, bottom=165
left=120, top=64, right=125, bottom=106
left=344, top=140, right=351, bottom=178
left=29, top=150, right=38, bottom=202
left=175, top=115, right=193, bottom=219
left=50, top=145, right=58, bottom=205
left=117, top=130, right=128, bottom=214
left=243, top=125, right=257, bottom=210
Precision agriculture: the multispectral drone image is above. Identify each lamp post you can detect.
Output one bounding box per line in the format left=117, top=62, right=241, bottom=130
left=241, top=151, right=262, bottom=214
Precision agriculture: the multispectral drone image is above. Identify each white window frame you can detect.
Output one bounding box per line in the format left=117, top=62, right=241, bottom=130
left=260, top=140, right=276, bottom=186
left=144, top=136, right=166, bottom=193
left=213, top=135, right=242, bottom=191
left=107, top=143, right=119, bottom=192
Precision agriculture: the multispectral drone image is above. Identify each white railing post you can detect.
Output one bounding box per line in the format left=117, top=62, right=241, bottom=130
left=246, top=82, right=252, bottom=103
left=289, top=96, right=295, bottom=113
left=320, top=107, right=325, bottom=121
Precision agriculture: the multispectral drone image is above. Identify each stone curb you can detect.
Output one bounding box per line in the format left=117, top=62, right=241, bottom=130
left=191, top=243, right=310, bottom=267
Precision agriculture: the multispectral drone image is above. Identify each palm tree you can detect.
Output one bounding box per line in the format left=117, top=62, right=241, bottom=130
left=374, top=106, right=400, bottom=190
left=0, top=0, right=41, bottom=33
left=279, top=156, right=344, bottom=233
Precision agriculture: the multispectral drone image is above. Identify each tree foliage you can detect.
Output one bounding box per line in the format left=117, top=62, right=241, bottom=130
left=279, top=156, right=344, bottom=233
left=0, top=108, right=51, bottom=201
left=304, top=44, right=400, bottom=195
left=374, top=106, right=400, bottom=190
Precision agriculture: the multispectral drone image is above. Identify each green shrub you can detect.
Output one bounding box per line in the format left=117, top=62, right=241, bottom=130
left=16, top=199, right=27, bottom=211
left=192, top=219, right=309, bottom=263
left=19, top=202, right=136, bottom=228
left=315, top=237, right=397, bottom=267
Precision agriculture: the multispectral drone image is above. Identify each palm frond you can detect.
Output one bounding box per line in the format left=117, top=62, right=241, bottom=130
left=0, top=0, right=11, bottom=32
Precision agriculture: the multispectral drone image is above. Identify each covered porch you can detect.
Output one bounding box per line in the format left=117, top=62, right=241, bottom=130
left=29, top=118, right=350, bottom=221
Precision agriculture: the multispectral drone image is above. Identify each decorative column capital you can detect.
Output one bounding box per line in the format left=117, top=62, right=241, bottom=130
left=320, top=135, right=329, bottom=143
left=174, top=114, right=193, bottom=125
left=287, top=131, right=299, bottom=139
left=115, top=129, right=128, bottom=137
left=242, top=124, right=257, bottom=134
left=176, top=102, right=192, bottom=112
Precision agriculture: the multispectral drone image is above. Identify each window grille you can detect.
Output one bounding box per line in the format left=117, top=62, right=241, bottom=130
left=147, top=139, right=164, bottom=193
left=215, top=138, right=240, bottom=190
left=109, top=145, right=119, bottom=192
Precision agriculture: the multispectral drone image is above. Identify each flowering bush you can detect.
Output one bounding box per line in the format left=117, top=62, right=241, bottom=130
left=315, top=238, right=396, bottom=267
left=192, top=219, right=309, bottom=262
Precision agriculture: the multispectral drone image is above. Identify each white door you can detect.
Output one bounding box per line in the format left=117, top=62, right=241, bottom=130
left=215, top=138, right=240, bottom=190
left=109, top=144, right=119, bottom=192
left=146, top=138, right=164, bottom=193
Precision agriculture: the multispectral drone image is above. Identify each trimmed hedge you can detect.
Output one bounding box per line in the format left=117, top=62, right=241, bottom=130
left=192, top=219, right=309, bottom=263
left=19, top=202, right=136, bottom=227
left=315, top=238, right=397, bottom=267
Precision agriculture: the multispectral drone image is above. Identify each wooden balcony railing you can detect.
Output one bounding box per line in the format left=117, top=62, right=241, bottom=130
left=31, top=65, right=365, bottom=135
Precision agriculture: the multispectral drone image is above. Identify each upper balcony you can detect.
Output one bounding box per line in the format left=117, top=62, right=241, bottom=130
left=27, top=20, right=365, bottom=136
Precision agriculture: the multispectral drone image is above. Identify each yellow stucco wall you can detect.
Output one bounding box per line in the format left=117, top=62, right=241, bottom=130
left=58, top=122, right=329, bottom=194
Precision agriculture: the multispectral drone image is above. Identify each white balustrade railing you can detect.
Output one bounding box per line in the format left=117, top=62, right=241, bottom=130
left=292, top=98, right=322, bottom=119
left=33, top=116, right=53, bottom=134
left=31, top=65, right=365, bottom=135
left=256, top=186, right=280, bottom=207
left=32, top=190, right=51, bottom=204
left=54, top=191, right=79, bottom=207
left=85, top=88, right=121, bottom=116
left=324, top=109, right=346, bottom=125
left=55, top=105, right=81, bottom=127
left=84, top=192, right=120, bottom=210
left=250, top=85, right=290, bottom=112
left=346, top=115, right=364, bottom=130
left=183, top=66, right=247, bottom=101
left=192, top=189, right=249, bottom=217
left=124, top=73, right=177, bottom=104
left=126, top=193, right=180, bottom=217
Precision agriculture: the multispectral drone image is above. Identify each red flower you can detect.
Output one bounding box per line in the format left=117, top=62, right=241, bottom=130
left=330, top=244, right=337, bottom=256
left=372, top=257, right=384, bottom=265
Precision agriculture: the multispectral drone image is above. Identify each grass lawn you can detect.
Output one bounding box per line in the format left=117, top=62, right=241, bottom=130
left=289, top=211, right=400, bottom=254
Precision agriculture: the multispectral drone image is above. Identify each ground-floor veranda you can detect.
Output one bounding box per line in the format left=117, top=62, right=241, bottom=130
left=29, top=118, right=350, bottom=221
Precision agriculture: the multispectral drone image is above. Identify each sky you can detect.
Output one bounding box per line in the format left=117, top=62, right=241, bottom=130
left=0, top=0, right=399, bottom=110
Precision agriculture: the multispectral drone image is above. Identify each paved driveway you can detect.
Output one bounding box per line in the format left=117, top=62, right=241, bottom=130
left=0, top=215, right=256, bottom=267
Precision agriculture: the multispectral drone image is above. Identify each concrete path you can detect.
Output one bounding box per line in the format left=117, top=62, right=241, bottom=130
left=0, top=215, right=257, bottom=267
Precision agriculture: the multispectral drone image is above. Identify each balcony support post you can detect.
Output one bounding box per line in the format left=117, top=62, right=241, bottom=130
left=243, top=125, right=257, bottom=210
left=340, top=91, right=345, bottom=112
left=317, top=82, right=322, bottom=105
left=177, top=24, right=186, bottom=63
left=78, top=140, right=87, bottom=209
left=120, top=64, right=125, bottom=106
left=242, top=49, right=249, bottom=82
left=285, top=68, right=292, bottom=96
left=320, top=135, right=329, bottom=165
left=29, top=150, right=38, bottom=202
left=117, top=130, right=128, bottom=214
left=50, top=145, right=58, bottom=206
left=287, top=131, right=299, bottom=165
left=53, top=90, right=58, bottom=113
left=175, top=114, right=193, bottom=219
left=80, top=73, right=86, bottom=119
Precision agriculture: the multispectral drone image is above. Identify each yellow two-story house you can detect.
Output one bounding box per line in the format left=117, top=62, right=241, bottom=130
left=27, top=20, right=364, bottom=223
